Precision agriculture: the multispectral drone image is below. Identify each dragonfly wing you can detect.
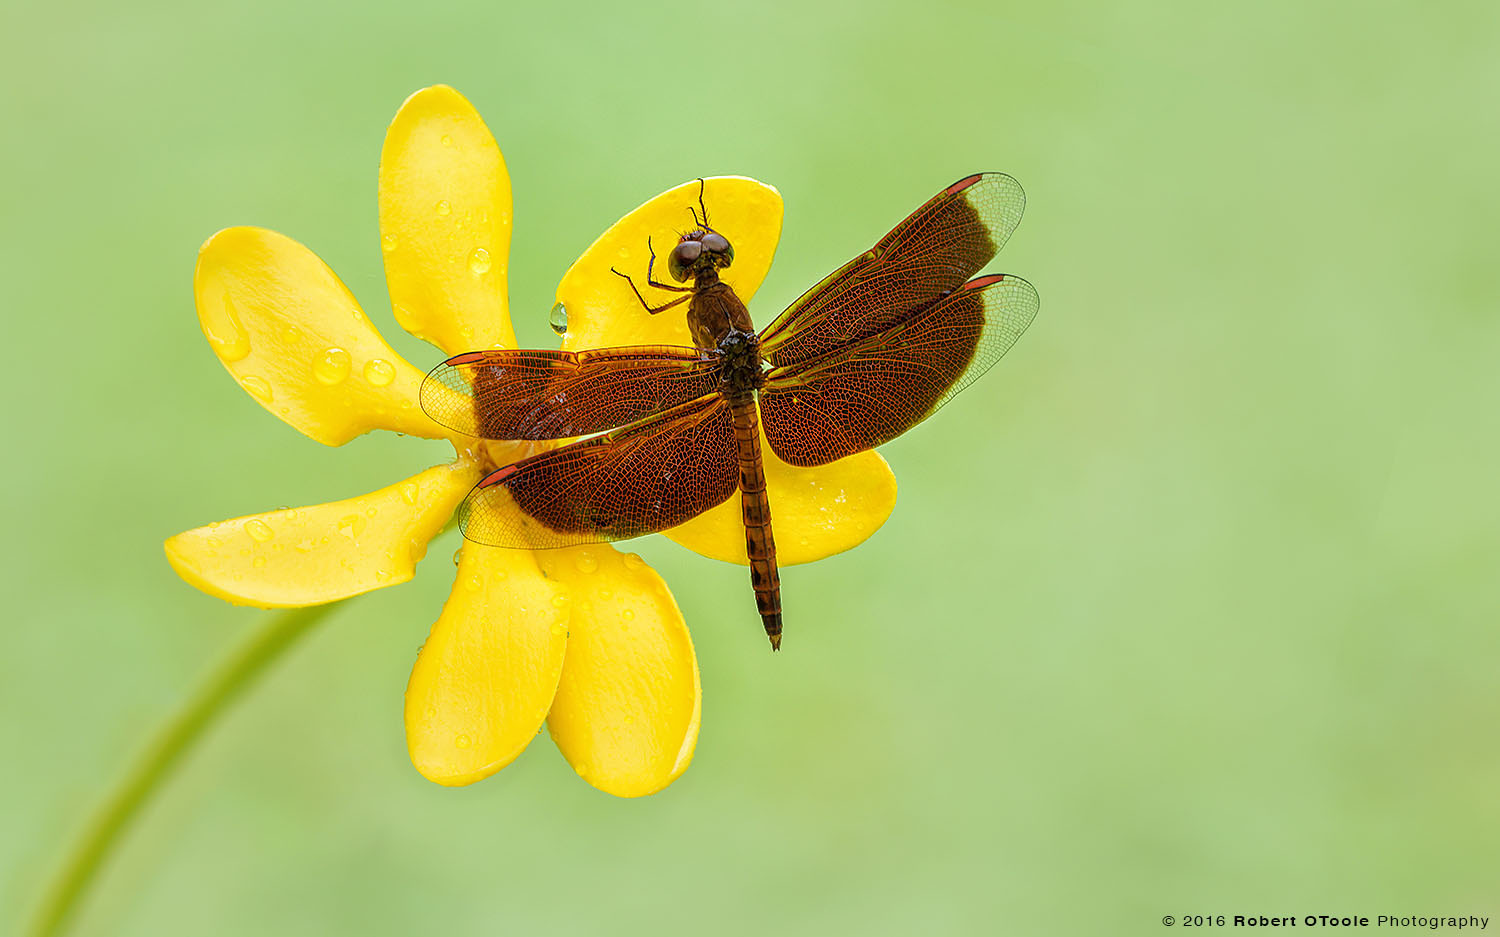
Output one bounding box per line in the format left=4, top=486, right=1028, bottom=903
left=460, top=393, right=740, bottom=548
left=759, top=274, right=1038, bottom=467
left=421, top=345, right=720, bottom=439
left=758, top=173, right=1025, bottom=367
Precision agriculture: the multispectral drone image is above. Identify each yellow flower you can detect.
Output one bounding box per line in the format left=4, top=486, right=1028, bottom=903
left=164, top=86, right=898, bottom=797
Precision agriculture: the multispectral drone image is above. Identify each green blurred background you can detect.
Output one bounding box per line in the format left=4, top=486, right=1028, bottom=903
left=4, top=0, right=1498, bottom=933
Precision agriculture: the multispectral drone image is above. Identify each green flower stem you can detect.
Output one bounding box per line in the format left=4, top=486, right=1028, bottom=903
left=27, top=600, right=348, bottom=937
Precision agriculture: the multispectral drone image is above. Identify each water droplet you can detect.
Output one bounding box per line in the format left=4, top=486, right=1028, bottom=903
left=245, top=519, right=274, bottom=542
left=440, top=134, right=453, bottom=147
left=452, top=547, right=462, bottom=565
left=575, top=554, right=598, bottom=574
left=366, top=507, right=378, bottom=517
left=204, top=293, right=251, bottom=362
left=239, top=375, right=273, bottom=403
left=252, top=556, right=267, bottom=568
left=550, top=623, right=565, bottom=636
left=468, top=246, right=492, bottom=275
left=623, top=714, right=635, bottom=725
left=381, top=233, right=398, bottom=253
left=622, top=609, right=635, bottom=621
left=402, top=482, right=419, bottom=505
left=598, top=588, right=613, bottom=600
left=549, top=302, right=568, bottom=335
left=455, top=734, right=471, bottom=749
left=436, top=199, right=451, bottom=216
left=622, top=553, right=645, bottom=571
left=336, top=513, right=366, bottom=539
left=313, top=347, right=351, bottom=385
left=464, top=575, right=481, bottom=591
left=362, top=358, right=395, bottom=386
left=551, top=595, right=568, bottom=609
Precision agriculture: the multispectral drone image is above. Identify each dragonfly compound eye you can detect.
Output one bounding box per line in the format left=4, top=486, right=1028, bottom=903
left=700, top=231, right=733, bottom=267
left=668, top=240, right=703, bottom=281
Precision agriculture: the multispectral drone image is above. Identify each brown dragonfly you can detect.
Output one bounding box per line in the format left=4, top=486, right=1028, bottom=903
left=420, top=173, right=1038, bottom=649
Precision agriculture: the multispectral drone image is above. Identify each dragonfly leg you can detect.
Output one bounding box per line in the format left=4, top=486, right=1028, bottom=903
left=687, top=177, right=711, bottom=229
left=610, top=267, right=693, bottom=315
left=644, top=237, right=690, bottom=292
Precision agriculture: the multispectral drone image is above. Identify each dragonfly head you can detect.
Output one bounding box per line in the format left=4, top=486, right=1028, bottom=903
left=668, top=229, right=734, bottom=282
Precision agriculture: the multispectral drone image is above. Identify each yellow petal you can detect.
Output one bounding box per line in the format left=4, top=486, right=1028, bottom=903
left=539, top=546, right=700, bottom=798
left=195, top=226, right=448, bottom=446
left=164, top=460, right=479, bottom=606
left=556, top=177, right=782, bottom=351
left=665, top=439, right=897, bottom=565
left=404, top=542, right=568, bottom=786
left=380, top=85, right=515, bottom=354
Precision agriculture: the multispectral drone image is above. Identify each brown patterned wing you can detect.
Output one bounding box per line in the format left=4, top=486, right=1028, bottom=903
left=760, top=274, right=1038, bottom=467
left=460, top=393, right=739, bottom=548
left=757, top=173, right=1025, bottom=368
left=420, top=345, right=719, bottom=440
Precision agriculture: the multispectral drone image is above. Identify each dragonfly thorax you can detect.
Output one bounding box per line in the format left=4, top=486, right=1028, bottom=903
left=716, top=328, right=764, bottom=394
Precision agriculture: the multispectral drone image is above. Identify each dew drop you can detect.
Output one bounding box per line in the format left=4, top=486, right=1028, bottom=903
left=239, top=375, right=273, bottom=403
left=313, top=347, right=351, bottom=385
left=575, top=554, right=599, bottom=574
left=452, top=547, right=462, bottom=566
left=622, top=553, right=645, bottom=571
left=204, top=293, right=251, bottom=362
left=363, top=358, right=396, bottom=386
left=440, top=134, right=453, bottom=147
left=598, top=588, right=613, bottom=600
left=622, top=609, right=635, bottom=621
left=336, top=513, right=366, bottom=539
left=550, top=623, right=565, bottom=636
left=548, top=302, right=568, bottom=335
left=436, top=199, right=451, bottom=216
left=245, top=519, right=274, bottom=542
left=402, top=482, right=419, bottom=505
left=381, top=233, right=398, bottom=253
left=551, top=595, right=568, bottom=609
left=468, top=246, right=492, bottom=275
left=455, top=734, right=471, bottom=749
left=464, top=575, right=482, bottom=592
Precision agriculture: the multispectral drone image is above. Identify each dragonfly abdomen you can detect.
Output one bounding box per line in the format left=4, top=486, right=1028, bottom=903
left=729, top=391, right=782, bottom=649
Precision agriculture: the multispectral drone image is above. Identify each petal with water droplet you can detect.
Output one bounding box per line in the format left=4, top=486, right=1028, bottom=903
left=164, top=458, right=479, bottom=606
left=379, top=85, right=515, bottom=354
left=405, top=541, right=567, bottom=786
left=194, top=226, right=448, bottom=445
left=538, top=545, right=700, bottom=798
left=555, top=177, right=782, bottom=352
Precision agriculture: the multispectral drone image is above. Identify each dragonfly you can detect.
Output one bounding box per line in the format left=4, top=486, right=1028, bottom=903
left=420, top=173, right=1039, bottom=650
